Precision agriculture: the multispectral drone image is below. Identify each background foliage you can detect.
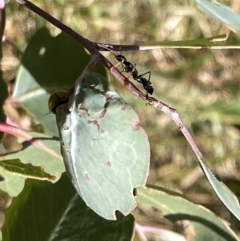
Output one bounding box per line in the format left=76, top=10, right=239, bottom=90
left=1, top=0, right=240, bottom=240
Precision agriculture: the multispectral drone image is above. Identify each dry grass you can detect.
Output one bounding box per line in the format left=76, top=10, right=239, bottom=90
left=3, top=0, right=240, bottom=233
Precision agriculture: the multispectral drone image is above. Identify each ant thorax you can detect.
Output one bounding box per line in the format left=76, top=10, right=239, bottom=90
left=115, top=54, right=127, bottom=63
left=123, top=61, right=136, bottom=73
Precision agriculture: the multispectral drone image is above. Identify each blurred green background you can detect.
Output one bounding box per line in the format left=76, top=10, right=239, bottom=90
left=2, top=0, right=240, bottom=232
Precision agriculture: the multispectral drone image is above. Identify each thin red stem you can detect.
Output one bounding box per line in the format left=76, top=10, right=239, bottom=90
left=0, top=123, right=62, bottom=159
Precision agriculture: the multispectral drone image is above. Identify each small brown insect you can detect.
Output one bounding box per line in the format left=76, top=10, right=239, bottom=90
left=48, top=90, right=69, bottom=113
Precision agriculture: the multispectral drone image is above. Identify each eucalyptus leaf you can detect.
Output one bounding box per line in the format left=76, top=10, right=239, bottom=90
left=0, top=132, right=64, bottom=197
left=49, top=193, right=135, bottom=241
left=0, top=159, right=55, bottom=181
left=2, top=174, right=134, bottom=241
left=56, top=86, right=150, bottom=220
left=137, top=186, right=239, bottom=241
left=197, top=159, right=240, bottom=222
left=195, top=0, right=240, bottom=32
left=2, top=174, right=76, bottom=241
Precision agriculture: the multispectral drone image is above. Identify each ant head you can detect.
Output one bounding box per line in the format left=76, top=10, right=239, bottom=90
left=115, top=54, right=126, bottom=62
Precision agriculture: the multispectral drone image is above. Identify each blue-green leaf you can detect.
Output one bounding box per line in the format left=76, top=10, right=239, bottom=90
left=56, top=85, right=150, bottom=220
left=195, top=0, right=240, bottom=32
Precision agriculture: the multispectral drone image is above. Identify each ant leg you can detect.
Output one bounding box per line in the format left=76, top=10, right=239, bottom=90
left=137, top=71, right=152, bottom=97
left=113, top=62, right=121, bottom=68
left=137, top=71, right=151, bottom=82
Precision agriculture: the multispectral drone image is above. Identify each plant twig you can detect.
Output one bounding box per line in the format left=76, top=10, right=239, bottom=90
left=16, top=0, right=98, bottom=55
left=0, top=123, right=62, bottom=159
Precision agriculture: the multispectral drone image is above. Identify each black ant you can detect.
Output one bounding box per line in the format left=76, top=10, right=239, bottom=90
left=101, top=46, right=154, bottom=95
left=113, top=53, right=154, bottom=95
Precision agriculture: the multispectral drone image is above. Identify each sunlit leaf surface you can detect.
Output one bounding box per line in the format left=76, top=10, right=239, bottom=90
left=195, top=0, right=240, bottom=31
left=137, top=186, right=239, bottom=241
left=56, top=83, right=150, bottom=220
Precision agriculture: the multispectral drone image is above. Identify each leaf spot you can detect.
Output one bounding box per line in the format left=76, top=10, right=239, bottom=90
left=104, top=92, right=114, bottom=100
left=88, top=119, right=104, bottom=133
left=132, top=121, right=140, bottom=131
left=84, top=173, right=90, bottom=180
left=62, top=124, right=69, bottom=130
left=106, top=161, right=111, bottom=166
left=121, top=105, right=126, bottom=110
left=88, top=119, right=97, bottom=125
left=98, top=108, right=107, bottom=118
left=78, top=103, right=88, bottom=113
